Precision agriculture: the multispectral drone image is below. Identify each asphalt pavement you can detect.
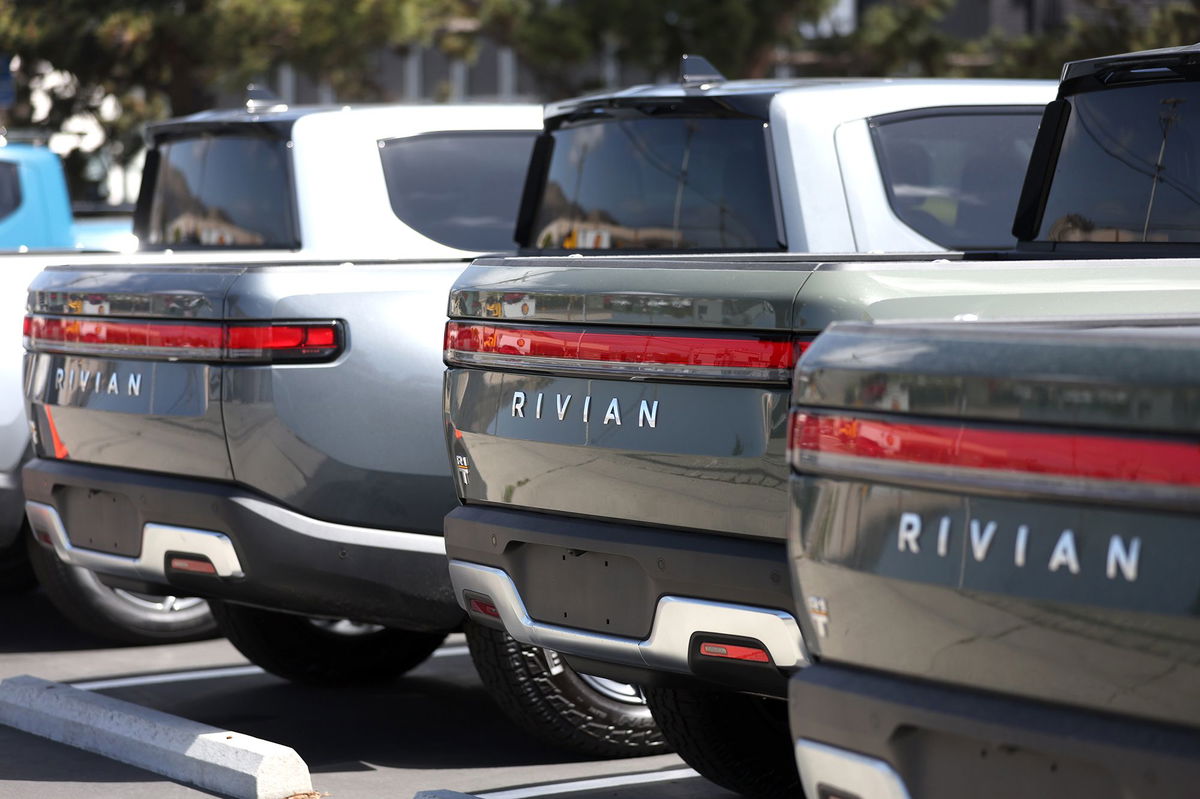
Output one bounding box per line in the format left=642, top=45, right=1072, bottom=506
left=0, top=588, right=739, bottom=799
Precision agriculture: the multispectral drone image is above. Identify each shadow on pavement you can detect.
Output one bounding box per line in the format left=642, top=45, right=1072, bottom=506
left=100, top=653, right=602, bottom=773
left=0, top=588, right=116, bottom=653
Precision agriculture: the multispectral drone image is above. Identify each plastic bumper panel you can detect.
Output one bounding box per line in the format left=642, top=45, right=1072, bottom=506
left=22, top=457, right=459, bottom=631
left=789, top=664, right=1200, bottom=799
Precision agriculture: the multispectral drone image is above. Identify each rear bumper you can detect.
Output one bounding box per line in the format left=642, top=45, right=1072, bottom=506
left=790, top=664, right=1200, bottom=799
left=23, top=458, right=461, bottom=631
left=445, top=505, right=807, bottom=693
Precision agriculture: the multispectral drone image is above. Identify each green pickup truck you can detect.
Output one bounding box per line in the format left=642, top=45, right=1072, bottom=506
left=789, top=317, right=1200, bottom=799
left=443, top=43, right=1200, bottom=798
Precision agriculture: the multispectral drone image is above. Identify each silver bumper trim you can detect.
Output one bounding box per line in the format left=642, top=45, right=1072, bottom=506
left=448, top=559, right=809, bottom=672
left=25, top=501, right=245, bottom=582
left=794, top=739, right=913, bottom=799
left=230, top=496, right=446, bottom=555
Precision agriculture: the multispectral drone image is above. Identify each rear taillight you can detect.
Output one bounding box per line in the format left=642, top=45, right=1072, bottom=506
left=444, top=321, right=807, bottom=382
left=24, top=315, right=343, bottom=363
left=788, top=409, right=1200, bottom=488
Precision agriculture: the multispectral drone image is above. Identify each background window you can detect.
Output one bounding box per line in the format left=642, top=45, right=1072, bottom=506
left=872, top=110, right=1042, bottom=250
left=380, top=131, right=536, bottom=252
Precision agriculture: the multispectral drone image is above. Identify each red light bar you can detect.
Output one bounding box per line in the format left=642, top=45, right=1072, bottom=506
left=25, top=315, right=341, bottom=363
left=790, top=410, right=1200, bottom=487
left=445, top=322, right=804, bottom=381
left=468, top=597, right=501, bottom=618
left=169, top=557, right=218, bottom=575
left=698, top=641, right=771, bottom=662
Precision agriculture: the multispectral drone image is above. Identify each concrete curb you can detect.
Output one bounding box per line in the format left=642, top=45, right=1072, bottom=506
left=0, top=674, right=314, bottom=799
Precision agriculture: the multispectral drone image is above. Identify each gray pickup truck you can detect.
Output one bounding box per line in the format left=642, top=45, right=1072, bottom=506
left=443, top=43, right=1200, bottom=796
left=788, top=318, right=1200, bottom=799
left=20, top=102, right=542, bottom=663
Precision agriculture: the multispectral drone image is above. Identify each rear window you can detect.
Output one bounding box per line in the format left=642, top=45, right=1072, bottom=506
left=527, top=116, right=782, bottom=251
left=146, top=134, right=296, bottom=248
left=872, top=109, right=1042, bottom=250
left=0, top=161, right=20, bottom=222
left=380, top=131, right=536, bottom=252
left=1037, top=82, right=1200, bottom=243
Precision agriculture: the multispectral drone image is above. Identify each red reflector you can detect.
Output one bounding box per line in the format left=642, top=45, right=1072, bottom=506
left=445, top=322, right=805, bottom=380
left=169, top=557, right=218, bottom=575
left=699, top=642, right=770, bottom=662
left=468, top=598, right=501, bottom=618
left=33, top=528, right=52, bottom=546
left=22, top=315, right=31, bottom=339
left=791, top=410, right=1200, bottom=487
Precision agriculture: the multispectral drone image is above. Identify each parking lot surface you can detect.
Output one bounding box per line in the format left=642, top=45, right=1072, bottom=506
left=0, top=589, right=737, bottom=799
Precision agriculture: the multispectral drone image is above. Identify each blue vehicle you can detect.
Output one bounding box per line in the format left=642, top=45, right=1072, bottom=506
left=0, top=143, right=74, bottom=251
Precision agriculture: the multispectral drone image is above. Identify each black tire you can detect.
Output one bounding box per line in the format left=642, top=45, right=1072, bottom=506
left=25, top=535, right=218, bottom=644
left=209, top=599, right=447, bottom=685
left=465, top=621, right=668, bottom=758
left=0, top=525, right=36, bottom=594
left=644, top=684, right=800, bottom=799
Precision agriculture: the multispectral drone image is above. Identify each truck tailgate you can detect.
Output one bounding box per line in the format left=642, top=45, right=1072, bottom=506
left=25, top=263, right=244, bottom=482
left=789, top=318, right=1200, bottom=728
left=445, top=257, right=817, bottom=541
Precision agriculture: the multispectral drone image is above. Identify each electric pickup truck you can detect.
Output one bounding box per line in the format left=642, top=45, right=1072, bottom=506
left=788, top=317, right=1200, bottom=799
left=443, top=44, right=1200, bottom=796
left=21, top=101, right=543, bottom=655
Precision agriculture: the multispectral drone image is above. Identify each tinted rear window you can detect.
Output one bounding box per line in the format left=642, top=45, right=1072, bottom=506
left=0, top=161, right=20, bottom=222
left=146, top=135, right=296, bottom=248
left=380, top=131, right=536, bottom=252
left=528, top=117, right=782, bottom=251
left=872, top=110, right=1041, bottom=250
left=1038, top=82, right=1200, bottom=243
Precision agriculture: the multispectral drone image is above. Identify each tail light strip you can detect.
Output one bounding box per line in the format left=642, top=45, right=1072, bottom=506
left=24, top=315, right=342, bottom=363
left=789, top=409, right=1200, bottom=489
left=445, top=321, right=804, bottom=382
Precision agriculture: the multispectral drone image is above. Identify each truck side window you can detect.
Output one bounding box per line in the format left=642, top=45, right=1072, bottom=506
left=527, top=116, right=782, bottom=252
left=379, top=131, right=537, bottom=252
left=0, top=161, right=21, bottom=222
left=146, top=135, right=297, bottom=249
left=1037, top=83, right=1200, bottom=243
left=871, top=108, right=1042, bottom=250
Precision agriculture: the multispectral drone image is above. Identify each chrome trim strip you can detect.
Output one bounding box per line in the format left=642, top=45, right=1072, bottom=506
left=446, top=350, right=791, bottom=382
left=230, top=496, right=446, bottom=555
left=25, top=501, right=245, bottom=581
left=794, top=739, right=913, bottom=799
left=448, top=560, right=809, bottom=672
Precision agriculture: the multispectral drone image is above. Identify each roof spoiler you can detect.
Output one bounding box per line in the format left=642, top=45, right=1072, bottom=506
left=1059, top=43, right=1200, bottom=95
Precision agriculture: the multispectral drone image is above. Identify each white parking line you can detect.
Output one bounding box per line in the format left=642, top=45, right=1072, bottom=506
left=71, top=643, right=471, bottom=691
left=433, top=644, right=470, bottom=658
left=73, top=665, right=265, bottom=691
left=477, top=767, right=701, bottom=799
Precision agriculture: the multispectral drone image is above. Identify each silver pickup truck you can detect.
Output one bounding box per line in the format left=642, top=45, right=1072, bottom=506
left=20, top=101, right=542, bottom=655
left=443, top=44, right=1200, bottom=796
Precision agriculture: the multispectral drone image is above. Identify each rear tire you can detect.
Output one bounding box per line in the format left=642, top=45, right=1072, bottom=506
left=25, top=535, right=218, bottom=644
left=644, top=684, right=800, bottom=799
left=0, top=526, right=36, bottom=594
left=209, top=600, right=447, bottom=685
left=465, top=621, right=668, bottom=758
